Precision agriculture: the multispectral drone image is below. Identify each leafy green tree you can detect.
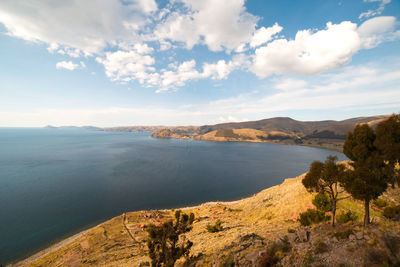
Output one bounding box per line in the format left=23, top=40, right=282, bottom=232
left=343, top=124, right=389, bottom=226
left=147, top=210, right=195, bottom=267
left=312, top=192, right=332, bottom=212
left=375, top=114, right=400, bottom=187
left=302, top=155, right=348, bottom=226
left=299, top=209, right=329, bottom=226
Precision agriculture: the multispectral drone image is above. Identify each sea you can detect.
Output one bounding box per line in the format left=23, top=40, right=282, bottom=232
left=0, top=128, right=346, bottom=264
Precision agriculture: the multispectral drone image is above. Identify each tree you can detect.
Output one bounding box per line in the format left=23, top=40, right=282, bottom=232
left=302, top=155, right=348, bottom=226
left=343, top=124, right=389, bottom=226
left=147, top=210, right=195, bottom=267
left=375, top=114, right=400, bottom=187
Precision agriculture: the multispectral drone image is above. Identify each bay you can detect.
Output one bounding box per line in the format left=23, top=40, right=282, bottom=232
left=0, top=128, right=346, bottom=264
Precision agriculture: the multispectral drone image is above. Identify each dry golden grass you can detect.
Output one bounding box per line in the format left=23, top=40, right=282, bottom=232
left=12, top=171, right=399, bottom=267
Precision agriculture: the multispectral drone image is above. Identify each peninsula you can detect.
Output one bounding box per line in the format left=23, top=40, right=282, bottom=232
left=150, top=115, right=389, bottom=151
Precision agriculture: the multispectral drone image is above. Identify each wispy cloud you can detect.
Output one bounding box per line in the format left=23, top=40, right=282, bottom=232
left=55, top=61, right=79, bottom=71
left=2, top=60, right=399, bottom=127
left=360, top=0, right=391, bottom=20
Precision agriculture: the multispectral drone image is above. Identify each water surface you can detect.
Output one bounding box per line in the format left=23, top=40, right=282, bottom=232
left=0, top=128, right=346, bottom=264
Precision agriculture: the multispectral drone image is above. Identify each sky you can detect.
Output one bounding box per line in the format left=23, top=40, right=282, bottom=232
left=0, top=0, right=399, bottom=127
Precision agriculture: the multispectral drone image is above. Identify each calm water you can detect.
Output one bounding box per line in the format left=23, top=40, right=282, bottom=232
left=0, top=128, right=346, bottom=264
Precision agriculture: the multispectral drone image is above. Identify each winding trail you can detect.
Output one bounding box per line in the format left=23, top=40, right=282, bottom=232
left=122, top=213, right=137, bottom=243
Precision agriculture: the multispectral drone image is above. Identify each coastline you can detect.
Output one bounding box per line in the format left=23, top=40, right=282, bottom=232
left=153, top=134, right=344, bottom=152
left=10, top=175, right=304, bottom=266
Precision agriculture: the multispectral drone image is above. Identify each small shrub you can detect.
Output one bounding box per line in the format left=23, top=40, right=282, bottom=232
left=372, top=198, right=387, bottom=208
left=258, top=254, right=278, bottom=267
left=313, top=240, right=329, bottom=254
left=227, top=208, right=242, bottom=212
left=366, top=248, right=390, bottom=264
left=383, top=205, right=400, bottom=220
left=312, top=192, right=332, bottom=212
left=303, top=251, right=314, bottom=266
left=206, top=219, right=223, bottom=233
left=221, top=253, right=235, bottom=267
left=336, top=210, right=358, bottom=224
left=299, top=209, right=329, bottom=226
left=331, top=229, right=354, bottom=240
left=267, top=236, right=291, bottom=254
left=260, top=236, right=292, bottom=266
left=382, top=233, right=400, bottom=258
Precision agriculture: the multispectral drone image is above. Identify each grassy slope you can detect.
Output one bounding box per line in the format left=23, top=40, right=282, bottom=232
left=11, top=169, right=399, bottom=267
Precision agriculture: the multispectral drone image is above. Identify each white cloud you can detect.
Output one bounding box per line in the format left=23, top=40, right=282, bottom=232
left=0, top=0, right=399, bottom=92
left=251, top=21, right=361, bottom=77
left=0, top=0, right=157, bottom=54
left=250, top=17, right=399, bottom=78
left=154, top=0, right=258, bottom=51
left=358, top=16, right=399, bottom=49
left=96, top=50, right=248, bottom=91
left=217, top=116, right=249, bottom=123
left=2, top=60, right=399, bottom=127
left=250, top=23, right=283, bottom=48
left=360, top=0, right=391, bottom=19
left=56, top=61, right=79, bottom=71
left=96, top=50, right=156, bottom=83
left=201, top=62, right=400, bottom=118
left=156, top=54, right=249, bottom=91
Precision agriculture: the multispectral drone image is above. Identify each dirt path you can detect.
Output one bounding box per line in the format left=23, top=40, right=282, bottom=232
left=122, top=213, right=138, bottom=243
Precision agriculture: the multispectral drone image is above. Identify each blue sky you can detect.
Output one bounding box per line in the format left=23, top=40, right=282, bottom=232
left=0, top=0, right=399, bottom=126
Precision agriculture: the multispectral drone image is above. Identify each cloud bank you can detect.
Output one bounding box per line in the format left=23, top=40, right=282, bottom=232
left=0, top=0, right=399, bottom=91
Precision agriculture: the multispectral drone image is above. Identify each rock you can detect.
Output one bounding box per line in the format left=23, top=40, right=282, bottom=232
left=355, top=232, right=364, bottom=240
left=349, top=234, right=356, bottom=241
left=288, top=233, right=297, bottom=244
left=297, top=229, right=311, bottom=242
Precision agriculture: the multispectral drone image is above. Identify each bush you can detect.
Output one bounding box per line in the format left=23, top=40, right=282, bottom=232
left=221, top=253, right=235, bottom=267
left=215, top=129, right=239, bottom=138
left=147, top=210, right=194, bottom=267
left=267, top=236, right=291, bottom=255
left=331, top=229, right=354, bottom=240
left=313, top=240, right=329, bottom=254
left=372, top=198, right=387, bottom=208
left=383, top=205, right=400, bottom=220
left=299, top=209, right=330, bottom=226
left=206, top=219, right=223, bottom=233
left=312, top=192, right=332, bottom=212
left=259, top=236, right=292, bottom=266
left=336, top=210, right=358, bottom=224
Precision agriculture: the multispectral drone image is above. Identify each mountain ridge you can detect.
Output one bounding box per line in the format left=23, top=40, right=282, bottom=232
left=151, top=115, right=390, bottom=151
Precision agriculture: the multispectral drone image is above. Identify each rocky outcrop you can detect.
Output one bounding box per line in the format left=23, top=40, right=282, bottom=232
left=151, top=128, right=174, bottom=138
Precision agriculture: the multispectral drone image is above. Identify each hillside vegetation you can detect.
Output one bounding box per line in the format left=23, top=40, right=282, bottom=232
left=11, top=170, right=400, bottom=267
left=151, top=115, right=389, bottom=151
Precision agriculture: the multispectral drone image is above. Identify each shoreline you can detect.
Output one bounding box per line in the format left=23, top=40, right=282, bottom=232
left=9, top=180, right=287, bottom=266
left=153, top=134, right=343, bottom=153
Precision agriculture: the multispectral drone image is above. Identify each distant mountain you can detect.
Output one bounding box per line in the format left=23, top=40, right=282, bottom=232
left=44, top=125, right=103, bottom=131
left=197, top=115, right=389, bottom=137
left=151, top=115, right=390, bottom=151
left=103, top=125, right=200, bottom=134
